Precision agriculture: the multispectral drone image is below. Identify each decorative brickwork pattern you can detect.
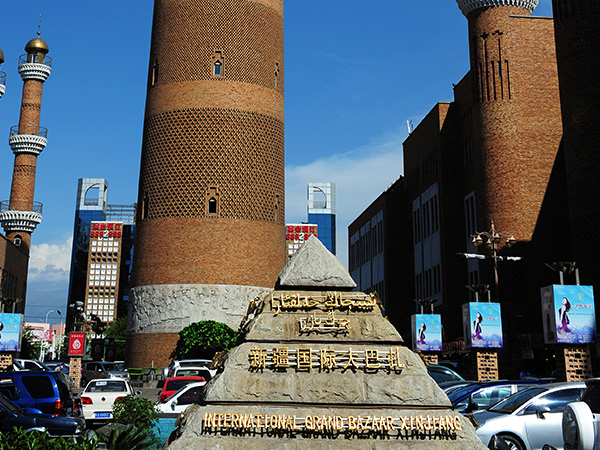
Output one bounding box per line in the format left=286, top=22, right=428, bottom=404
left=150, top=0, right=283, bottom=92
left=139, top=108, right=284, bottom=222
left=69, top=356, right=82, bottom=389
left=556, top=345, right=593, bottom=382
left=472, top=350, right=499, bottom=381
left=457, top=0, right=539, bottom=16
left=0, top=352, right=13, bottom=370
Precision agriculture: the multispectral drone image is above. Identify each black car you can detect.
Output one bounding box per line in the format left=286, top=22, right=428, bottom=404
left=0, top=393, right=85, bottom=436
left=0, top=371, right=81, bottom=417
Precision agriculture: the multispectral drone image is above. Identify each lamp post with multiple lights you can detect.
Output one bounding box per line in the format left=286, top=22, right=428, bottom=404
left=471, top=221, right=516, bottom=303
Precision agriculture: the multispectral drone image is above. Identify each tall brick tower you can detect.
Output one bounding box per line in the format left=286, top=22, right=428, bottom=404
left=128, top=0, right=285, bottom=366
left=552, top=0, right=600, bottom=284
left=456, top=0, right=562, bottom=245
left=0, top=37, right=51, bottom=255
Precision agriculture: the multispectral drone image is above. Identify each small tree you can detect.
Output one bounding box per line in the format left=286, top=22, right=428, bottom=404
left=104, top=316, right=127, bottom=360
left=170, top=320, right=237, bottom=360
left=20, top=325, right=41, bottom=359
left=112, top=395, right=158, bottom=435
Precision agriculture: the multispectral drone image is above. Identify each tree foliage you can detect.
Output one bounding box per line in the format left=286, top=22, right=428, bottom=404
left=111, top=395, right=158, bottom=435
left=170, top=320, right=238, bottom=360
left=20, top=325, right=41, bottom=359
left=104, top=316, right=127, bottom=360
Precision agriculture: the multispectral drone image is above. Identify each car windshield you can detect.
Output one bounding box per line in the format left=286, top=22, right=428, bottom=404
left=85, top=380, right=127, bottom=392
left=100, top=363, right=117, bottom=371
left=166, top=378, right=204, bottom=392
left=488, top=387, right=547, bottom=414
left=447, top=383, right=482, bottom=402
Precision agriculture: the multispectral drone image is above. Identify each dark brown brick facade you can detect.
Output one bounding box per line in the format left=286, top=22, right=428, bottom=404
left=127, top=332, right=180, bottom=368
left=0, top=235, right=28, bottom=314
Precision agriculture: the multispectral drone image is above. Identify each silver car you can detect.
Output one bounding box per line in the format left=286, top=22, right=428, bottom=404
left=81, top=361, right=130, bottom=385
left=470, top=382, right=585, bottom=450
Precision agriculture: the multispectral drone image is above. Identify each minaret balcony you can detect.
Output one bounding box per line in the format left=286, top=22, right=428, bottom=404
left=0, top=201, right=43, bottom=234
left=9, top=125, right=48, bottom=155
left=0, top=72, right=5, bottom=98
left=18, top=54, right=52, bottom=82
left=456, top=0, right=539, bottom=16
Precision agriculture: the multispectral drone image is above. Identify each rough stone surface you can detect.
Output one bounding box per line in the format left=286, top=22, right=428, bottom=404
left=128, top=284, right=272, bottom=333
left=277, top=236, right=356, bottom=289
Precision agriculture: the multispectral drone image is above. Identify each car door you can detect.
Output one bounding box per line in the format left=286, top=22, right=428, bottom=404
left=172, top=385, right=204, bottom=413
left=521, top=388, right=583, bottom=450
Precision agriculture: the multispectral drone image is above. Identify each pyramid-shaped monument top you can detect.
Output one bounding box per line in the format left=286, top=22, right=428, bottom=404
left=277, top=235, right=356, bottom=289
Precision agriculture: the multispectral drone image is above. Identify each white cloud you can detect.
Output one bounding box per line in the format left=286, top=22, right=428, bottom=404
left=28, top=237, right=73, bottom=282
left=286, top=127, right=406, bottom=267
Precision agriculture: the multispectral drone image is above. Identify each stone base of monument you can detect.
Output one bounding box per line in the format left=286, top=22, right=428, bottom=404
left=164, top=237, right=486, bottom=449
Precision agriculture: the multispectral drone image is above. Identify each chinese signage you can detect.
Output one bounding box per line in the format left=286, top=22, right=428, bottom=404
left=249, top=346, right=404, bottom=372
left=0, top=314, right=23, bottom=351
left=286, top=224, right=318, bottom=241
left=462, top=303, right=503, bottom=349
left=541, top=285, right=596, bottom=344
left=89, top=222, right=122, bottom=238
left=411, top=314, right=442, bottom=352
left=271, top=292, right=377, bottom=315
left=68, top=332, right=86, bottom=356
left=202, top=411, right=462, bottom=435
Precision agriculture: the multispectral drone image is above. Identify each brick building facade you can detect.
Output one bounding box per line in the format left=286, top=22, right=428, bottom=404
left=128, top=0, right=285, bottom=366
left=350, top=0, right=591, bottom=375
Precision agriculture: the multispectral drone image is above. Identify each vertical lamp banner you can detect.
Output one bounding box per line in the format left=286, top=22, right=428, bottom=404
left=541, top=285, right=596, bottom=344
left=68, top=332, right=86, bottom=356
left=411, top=314, right=442, bottom=351
left=0, top=314, right=23, bottom=352
left=462, top=303, right=503, bottom=349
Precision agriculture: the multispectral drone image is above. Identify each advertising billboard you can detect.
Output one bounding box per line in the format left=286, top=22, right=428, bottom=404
left=411, top=314, right=442, bottom=352
left=541, top=285, right=596, bottom=344
left=68, top=332, right=86, bottom=356
left=0, top=314, right=23, bottom=352
left=462, top=303, right=503, bottom=349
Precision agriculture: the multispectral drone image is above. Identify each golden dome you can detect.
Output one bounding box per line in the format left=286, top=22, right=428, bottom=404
left=25, top=37, right=49, bottom=54
left=0, top=48, right=4, bottom=65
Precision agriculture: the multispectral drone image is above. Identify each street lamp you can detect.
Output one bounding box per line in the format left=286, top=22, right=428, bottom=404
left=471, top=221, right=516, bottom=302
left=41, top=310, right=58, bottom=362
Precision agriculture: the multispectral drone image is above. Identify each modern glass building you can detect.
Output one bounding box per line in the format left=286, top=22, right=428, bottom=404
left=65, top=179, right=135, bottom=331
left=307, top=182, right=336, bottom=255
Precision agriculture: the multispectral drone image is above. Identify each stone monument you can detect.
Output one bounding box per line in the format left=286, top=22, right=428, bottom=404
left=165, top=237, right=485, bottom=449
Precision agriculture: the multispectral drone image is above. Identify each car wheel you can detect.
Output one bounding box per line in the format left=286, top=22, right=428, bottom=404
left=496, top=434, right=525, bottom=450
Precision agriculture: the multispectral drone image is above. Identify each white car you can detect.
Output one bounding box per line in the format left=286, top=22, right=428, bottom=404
left=163, top=359, right=216, bottom=379
left=470, top=382, right=585, bottom=450
left=80, top=378, right=140, bottom=422
left=158, top=381, right=205, bottom=414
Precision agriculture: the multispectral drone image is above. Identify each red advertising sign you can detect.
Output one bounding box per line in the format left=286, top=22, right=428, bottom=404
left=68, top=332, right=86, bottom=356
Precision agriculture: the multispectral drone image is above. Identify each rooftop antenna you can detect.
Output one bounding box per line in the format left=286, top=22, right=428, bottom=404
left=407, top=120, right=414, bottom=135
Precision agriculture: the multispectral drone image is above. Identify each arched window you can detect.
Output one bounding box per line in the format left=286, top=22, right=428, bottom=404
left=13, top=235, right=22, bottom=247
left=208, top=197, right=217, bottom=214
left=213, top=61, right=222, bottom=76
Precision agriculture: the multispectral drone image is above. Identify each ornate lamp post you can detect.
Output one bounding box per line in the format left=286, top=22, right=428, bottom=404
left=471, top=221, right=516, bottom=302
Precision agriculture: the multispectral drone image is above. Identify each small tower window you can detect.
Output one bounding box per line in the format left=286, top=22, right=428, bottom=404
left=141, top=194, right=149, bottom=220
left=13, top=235, right=22, bottom=247
left=213, top=61, right=222, bottom=76
left=208, top=197, right=217, bottom=214
left=151, top=59, right=159, bottom=85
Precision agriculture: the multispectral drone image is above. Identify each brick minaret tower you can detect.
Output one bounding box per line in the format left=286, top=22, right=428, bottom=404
left=552, top=0, right=600, bottom=284
left=128, top=0, right=285, bottom=366
left=456, top=0, right=562, bottom=246
left=0, top=37, right=52, bottom=255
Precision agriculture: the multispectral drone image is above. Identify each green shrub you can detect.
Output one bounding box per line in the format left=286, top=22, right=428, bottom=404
left=111, top=395, right=158, bottom=436
left=0, top=428, right=97, bottom=450
left=170, top=320, right=238, bottom=360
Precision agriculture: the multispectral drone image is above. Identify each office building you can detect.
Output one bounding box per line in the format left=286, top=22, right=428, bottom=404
left=307, top=182, right=336, bottom=255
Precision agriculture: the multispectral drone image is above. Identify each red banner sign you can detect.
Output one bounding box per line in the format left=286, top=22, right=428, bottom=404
left=68, top=332, right=86, bottom=356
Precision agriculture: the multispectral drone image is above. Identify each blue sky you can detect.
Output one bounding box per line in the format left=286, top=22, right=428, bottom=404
left=0, top=1, right=553, bottom=324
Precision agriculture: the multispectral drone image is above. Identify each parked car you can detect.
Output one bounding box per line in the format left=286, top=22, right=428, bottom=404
left=81, top=361, right=130, bottom=385
left=428, top=364, right=465, bottom=384
left=0, top=371, right=81, bottom=417
left=158, top=382, right=205, bottom=414
left=44, top=362, right=75, bottom=389
left=80, top=378, right=140, bottom=422
left=159, top=376, right=206, bottom=402
left=162, top=359, right=215, bottom=380
left=449, top=380, right=540, bottom=414
left=470, top=382, right=586, bottom=450
left=557, top=378, right=600, bottom=450
left=14, top=359, right=52, bottom=371
left=0, top=392, right=85, bottom=436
